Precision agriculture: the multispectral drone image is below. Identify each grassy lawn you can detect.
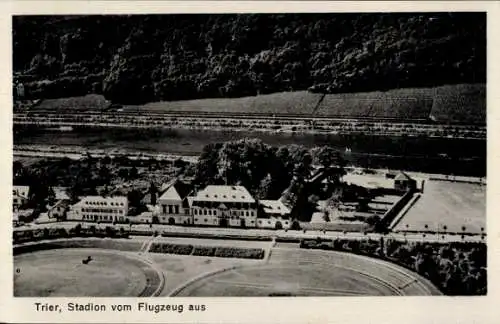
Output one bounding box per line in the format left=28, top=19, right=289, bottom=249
left=393, top=180, right=486, bottom=234
left=14, top=248, right=152, bottom=297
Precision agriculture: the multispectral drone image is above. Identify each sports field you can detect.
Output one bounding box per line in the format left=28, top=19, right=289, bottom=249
left=393, top=180, right=486, bottom=234
left=14, top=248, right=162, bottom=297
left=14, top=239, right=441, bottom=297
left=173, top=248, right=441, bottom=296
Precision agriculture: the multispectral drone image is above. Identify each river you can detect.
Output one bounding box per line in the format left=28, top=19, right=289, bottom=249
left=14, top=126, right=486, bottom=177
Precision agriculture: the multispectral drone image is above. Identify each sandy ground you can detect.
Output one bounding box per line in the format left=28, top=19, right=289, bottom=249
left=393, top=180, right=486, bottom=233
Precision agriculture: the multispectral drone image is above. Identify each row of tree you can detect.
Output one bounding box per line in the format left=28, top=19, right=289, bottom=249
left=193, top=138, right=348, bottom=221
left=302, top=237, right=486, bottom=295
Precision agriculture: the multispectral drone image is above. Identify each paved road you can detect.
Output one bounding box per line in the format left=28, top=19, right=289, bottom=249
left=15, top=221, right=485, bottom=243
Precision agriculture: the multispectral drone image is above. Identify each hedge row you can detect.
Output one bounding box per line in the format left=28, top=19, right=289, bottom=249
left=149, top=243, right=194, bottom=255
left=13, top=225, right=130, bottom=245
left=13, top=239, right=143, bottom=255
left=161, top=231, right=272, bottom=242
left=214, top=247, right=265, bottom=260
left=149, top=242, right=265, bottom=260
left=192, top=246, right=217, bottom=257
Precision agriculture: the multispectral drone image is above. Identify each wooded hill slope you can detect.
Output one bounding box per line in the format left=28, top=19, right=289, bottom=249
left=13, top=13, right=485, bottom=105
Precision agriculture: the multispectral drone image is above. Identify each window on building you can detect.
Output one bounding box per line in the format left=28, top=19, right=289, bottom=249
left=162, top=205, right=167, bottom=214
left=195, top=218, right=198, bottom=222
left=208, top=210, right=212, bottom=216
left=204, top=219, right=207, bottom=222
left=174, top=205, right=179, bottom=214
left=204, top=209, right=207, bottom=215
left=213, top=210, right=217, bottom=216
left=250, top=211, right=254, bottom=216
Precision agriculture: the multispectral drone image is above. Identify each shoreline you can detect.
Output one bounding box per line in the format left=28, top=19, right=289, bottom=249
left=13, top=144, right=486, bottom=183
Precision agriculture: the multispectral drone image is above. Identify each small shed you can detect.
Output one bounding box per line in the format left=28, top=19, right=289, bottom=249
left=394, top=172, right=417, bottom=192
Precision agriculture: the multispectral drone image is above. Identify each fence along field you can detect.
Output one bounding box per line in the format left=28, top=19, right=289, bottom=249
left=392, top=180, right=486, bottom=234
left=25, top=83, right=485, bottom=125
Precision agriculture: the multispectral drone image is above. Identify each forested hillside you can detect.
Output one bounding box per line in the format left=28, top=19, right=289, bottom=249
left=13, top=13, right=485, bottom=104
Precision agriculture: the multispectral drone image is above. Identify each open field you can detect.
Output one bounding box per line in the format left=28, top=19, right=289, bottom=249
left=24, top=84, right=485, bottom=124
left=14, top=248, right=160, bottom=297
left=174, top=248, right=441, bottom=296
left=393, top=180, right=486, bottom=234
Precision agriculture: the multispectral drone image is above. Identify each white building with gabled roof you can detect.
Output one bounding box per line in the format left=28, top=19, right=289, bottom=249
left=190, top=185, right=258, bottom=228
left=257, top=199, right=292, bottom=229
left=157, top=180, right=194, bottom=225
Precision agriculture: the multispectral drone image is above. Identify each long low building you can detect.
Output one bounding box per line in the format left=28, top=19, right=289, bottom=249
left=67, top=196, right=129, bottom=223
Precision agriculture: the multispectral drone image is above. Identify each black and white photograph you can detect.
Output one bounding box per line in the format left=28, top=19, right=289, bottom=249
left=11, top=11, right=487, bottom=299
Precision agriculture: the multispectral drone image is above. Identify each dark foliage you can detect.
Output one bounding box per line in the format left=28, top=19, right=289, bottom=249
left=13, top=13, right=485, bottom=103
left=301, top=238, right=486, bottom=296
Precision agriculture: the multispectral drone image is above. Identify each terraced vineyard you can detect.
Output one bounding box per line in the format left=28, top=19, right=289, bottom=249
left=17, top=84, right=485, bottom=125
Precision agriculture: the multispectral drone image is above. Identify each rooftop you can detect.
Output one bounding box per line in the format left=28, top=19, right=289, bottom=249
left=75, top=195, right=128, bottom=206
left=394, top=172, right=413, bottom=181
left=158, top=180, right=194, bottom=205
left=193, top=185, right=255, bottom=203
left=53, top=187, right=70, bottom=201
left=13, top=185, right=30, bottom=198
left=259, top=200, right=291, bottom=215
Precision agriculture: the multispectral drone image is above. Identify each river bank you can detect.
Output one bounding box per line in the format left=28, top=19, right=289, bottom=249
left=14, top=125, right=486, bottom=177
